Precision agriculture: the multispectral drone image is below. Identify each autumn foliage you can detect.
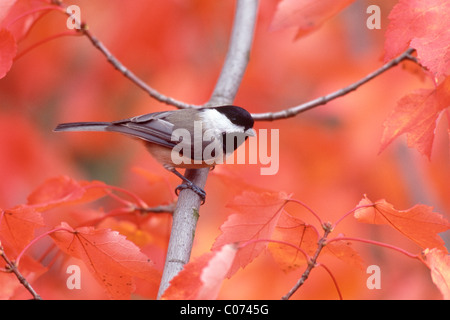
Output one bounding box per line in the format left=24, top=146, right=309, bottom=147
left=0, top=0, right=449, bottom=300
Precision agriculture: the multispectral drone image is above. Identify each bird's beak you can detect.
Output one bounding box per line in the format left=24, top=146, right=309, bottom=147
left=246, top=128, right=256, bottom=137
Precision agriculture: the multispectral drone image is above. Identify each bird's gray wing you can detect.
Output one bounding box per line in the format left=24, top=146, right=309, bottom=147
left=108, top=111, right=178, bottom=148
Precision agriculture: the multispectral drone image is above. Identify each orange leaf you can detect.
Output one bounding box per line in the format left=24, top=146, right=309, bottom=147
left=0, top=28, right=17, bottom=79
left=271, top=0, right=355, bottom=38
left=51, top=222, right=161, bottom=299
left=268, top=212, right=318, bottom=272
left=422, top=248, right=450, bottom=299
left=0, top=0, right=52, bottom=41
left=269, top=213, right=364, bottom=271
left=162, top=244, right=238, bottom=300
left=0, top=205, right=44, bottom=253
left=27, top=175, right=107, bottom=211
left=212, top=190, right=290, bottom=277
left=379, top=76, right=450, bottom=158
left=384, top=0, right=450, bottom=77
left=354, top=196, right=450, bottom=250
left=323, top=238, right=364, bottom=270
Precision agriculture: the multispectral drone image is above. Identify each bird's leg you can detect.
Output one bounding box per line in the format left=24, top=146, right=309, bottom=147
left=164, top=166, right=206, bottom=204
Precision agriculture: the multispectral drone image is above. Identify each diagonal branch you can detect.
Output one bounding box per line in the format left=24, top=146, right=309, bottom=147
left=51, top=0, right=199, bottom=109
left=251, top=48, right=417, bottom=121
left=79, top=26, right=200, bottom=109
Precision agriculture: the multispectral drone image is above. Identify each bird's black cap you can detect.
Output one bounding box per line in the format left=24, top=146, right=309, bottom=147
left=212, top=105, right=254, bottom=131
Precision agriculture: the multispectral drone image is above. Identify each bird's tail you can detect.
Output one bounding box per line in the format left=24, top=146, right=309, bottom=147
left=54, top=122, right=111, bottom=132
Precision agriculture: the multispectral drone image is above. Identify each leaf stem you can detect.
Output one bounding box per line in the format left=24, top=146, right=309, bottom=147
left=286, top=198, right=323, bottom=226
left=317, top=263, right=342, bottom=300
left=85, top=183, right=149, bottom=208
left=332, top=203, right=377, bottom=229
left=326, top=236, right=421, bottom=260
left=14, top=30, right=81, bottom=61
left=15, top=227, right=72, bottom=266
left=5, top=5, right=64, bottom=30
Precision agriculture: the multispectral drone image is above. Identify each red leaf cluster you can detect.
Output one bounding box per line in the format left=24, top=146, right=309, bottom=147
left=0, top=175, right=162, bottom=299
left=162, top=191, right=449, bottom=299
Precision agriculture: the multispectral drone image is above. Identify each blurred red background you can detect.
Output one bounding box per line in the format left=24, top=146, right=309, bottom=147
left=0, top=0, right=448, bottom=299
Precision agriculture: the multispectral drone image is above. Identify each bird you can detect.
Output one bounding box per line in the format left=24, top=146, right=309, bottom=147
left=54, top=105, right=256, bottom=203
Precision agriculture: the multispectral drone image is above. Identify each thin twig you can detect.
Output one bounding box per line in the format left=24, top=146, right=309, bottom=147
left=14, top=30, right=81, bottom=61
left=80, top=25, right=200, bottom=109
left=332, top=203, right=378, bottom=229
left=252, top=48, right=417, bottom=121
left=286, top=198, right=324, bottom=226
left=0, top=245, right=42, bottom=300
left=51, top=0, right=200, bottom=109
left=138, top=203, right=176, bottom=214
left=282, top=222, right=333, bottom=300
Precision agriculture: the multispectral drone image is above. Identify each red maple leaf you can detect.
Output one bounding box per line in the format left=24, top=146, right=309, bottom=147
left=0, top=0, right=53, bottom=40
left=355, top=196, right=450, bottom=251
left=26, top=175, right=107, bottom=212
left=379, top=76, right=450, bottom=158
left=268, top=212, right=318, bottom=271
left=422, top=248, right=450, bottom=299
left=271, top=0, right=355, bottom=38
left=212, top=190, right=290, bottom=277
left=0, top=205, right=44, bottom=254
left=384, top=0, right=450, bottom=77
left=269, top=211, right=364, bottom=272
left=51, top=222, right=161, bottom=299
left=322, top=238, right=365, bottom=270
left=162, top=244, right=238, bottom=300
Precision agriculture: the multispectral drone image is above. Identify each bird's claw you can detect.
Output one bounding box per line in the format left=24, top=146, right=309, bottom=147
left=175, top=183, right=206, bottom=204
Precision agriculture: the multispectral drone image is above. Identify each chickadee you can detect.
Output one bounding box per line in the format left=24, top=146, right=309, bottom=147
left=54, top=105, right=255, bottom=203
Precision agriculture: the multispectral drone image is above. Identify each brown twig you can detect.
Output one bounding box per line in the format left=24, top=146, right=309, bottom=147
left=80, top=25, right=201, bottom=109
left=138, top=203, right=176, bottom=214
left=51, top=0, right=200, bottom=109
left=282, top=222, right=333, bottom=300
left=252, top=48, right=417, bottom=121
left=0, top=244, right=42, bottom=300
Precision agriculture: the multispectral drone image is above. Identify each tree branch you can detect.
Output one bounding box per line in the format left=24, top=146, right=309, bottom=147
left=157, top=0, right=259, bottom=299
left=208, top=0, right=258, bottom=106
left=0, top=244, right=42, bottom=300
left=80, top=26, right=200, bottom=109
left=52, top=0, right=200, bottom=109
left=282, top=222, right=333, bottom=300
left=251, top=48, right=417, bottom=121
